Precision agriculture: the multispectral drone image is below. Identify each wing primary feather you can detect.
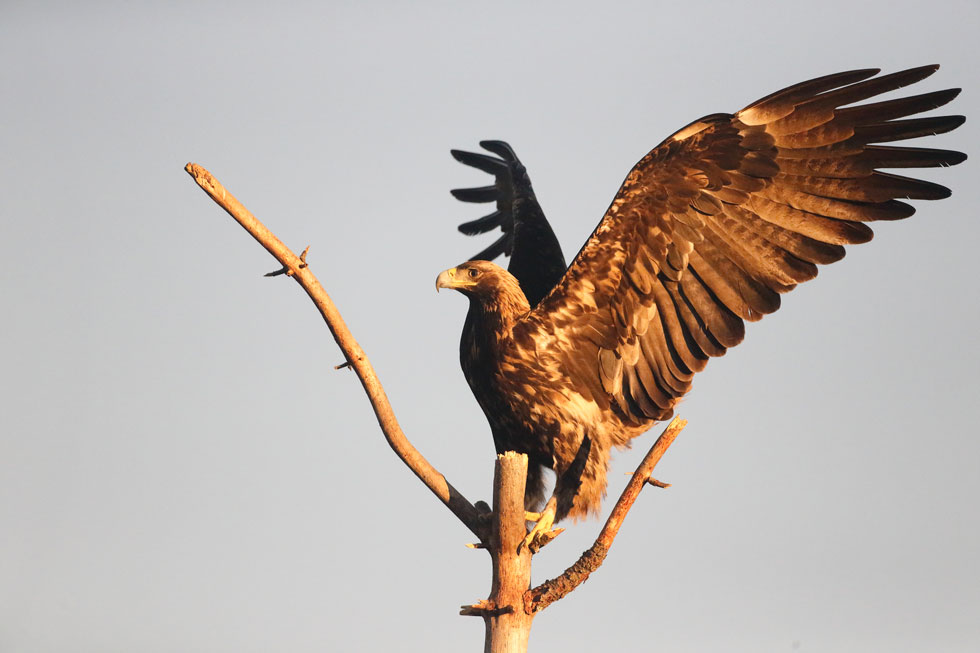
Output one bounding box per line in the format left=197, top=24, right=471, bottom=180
left=450, top=185, right=499, bottom=203
left=450, top=149, right=509, bottom=174
left=854, top=115, right=966, bottom=143
left=479, top=140, right=520, bottom=162
left=471, top=234, right=510, bottom=261
left=763, top=67, right=946, bottom=138
left=797, top=65, right=940, bottom=113
left=458, top=210, right=506, bottom=236
left=739, top=68, right=880, bottom=125
left=775, top=172, right=951, bottom=202
left=836, top=88, right=962, bottom=123
left=774, top=146, right=966, bottom=177
left=860, top=145, right=967, bottom=169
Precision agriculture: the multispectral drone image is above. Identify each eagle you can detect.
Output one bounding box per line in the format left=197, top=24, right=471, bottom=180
left=436, top=66, right=965, bottom=541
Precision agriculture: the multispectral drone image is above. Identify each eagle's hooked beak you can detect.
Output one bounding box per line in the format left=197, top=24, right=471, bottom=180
left=437, top=265, right=481, bottom=293
left=436, top=267, right=458, bottom=292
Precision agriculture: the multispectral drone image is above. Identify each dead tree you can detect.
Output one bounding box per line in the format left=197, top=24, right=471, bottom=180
left=185, top=163, right=686, bottom=652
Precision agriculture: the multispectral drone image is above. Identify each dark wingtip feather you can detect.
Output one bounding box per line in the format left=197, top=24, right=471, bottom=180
left=868, top=200, right=917, bottom=221
left=480, top=140, right=519, bottom=162
left=861, top=145, right=967, bottom=169
left=857, top=115, right=966, bottom=143
left=471, top=233, right=510, bottom=261
left=941, top=87, right=962, bottom=103
left=947, top=150, right=968, bottom=165
left=458, top=210, right=507, bottom=236
left=451, top=149, right=508, bottom=174
left=450, top=185, right=498, bottom=203
left=919, top=183, right=952, bottom=200
left=946, top=115, right=968, bottom=131
left=915, top=87, right=962, bottom=110
left=747, top=68, right=881, bottom=110
left=839, top=88, right=963, bottom=123
left=875, top=64, right=941, bottom=90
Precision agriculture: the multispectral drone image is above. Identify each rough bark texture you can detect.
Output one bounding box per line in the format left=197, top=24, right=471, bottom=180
left=484, top=453, right=534, bottom=652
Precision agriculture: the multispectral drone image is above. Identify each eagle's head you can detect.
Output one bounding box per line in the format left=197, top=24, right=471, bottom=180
left=436, top=260, right=530, bottom=315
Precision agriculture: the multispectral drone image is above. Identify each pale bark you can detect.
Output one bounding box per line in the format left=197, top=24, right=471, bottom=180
left=460, top=453, right=535, bottom=652
left=184, top=163, right=486, bottom=539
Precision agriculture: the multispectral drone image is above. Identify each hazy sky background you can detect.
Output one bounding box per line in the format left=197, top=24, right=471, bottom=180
left=2, top=1, right=978, bottom=651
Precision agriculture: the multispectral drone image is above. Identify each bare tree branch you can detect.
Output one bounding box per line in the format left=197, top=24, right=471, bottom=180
left=524, top=417, right=686, bottom=613
left=184, top=163, right=486, bottom=539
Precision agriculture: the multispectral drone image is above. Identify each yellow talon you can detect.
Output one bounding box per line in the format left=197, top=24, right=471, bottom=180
left=521, top=496, right=559, bottom=552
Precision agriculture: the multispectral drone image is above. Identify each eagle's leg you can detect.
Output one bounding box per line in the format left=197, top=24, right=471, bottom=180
left=521, top=495, right=559, bottom=551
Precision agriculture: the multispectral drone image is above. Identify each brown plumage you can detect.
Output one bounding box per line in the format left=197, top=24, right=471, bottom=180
left=438, top=66, right=965, bottom=523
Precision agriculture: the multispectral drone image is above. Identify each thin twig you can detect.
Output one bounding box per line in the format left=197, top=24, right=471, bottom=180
left=524, top=417, right=686, bottom=613
left=185, top=163, right=486, bottom=539
left=460, top=600, right=514, bottom=617
left=265, top=245, right=310, bottom=277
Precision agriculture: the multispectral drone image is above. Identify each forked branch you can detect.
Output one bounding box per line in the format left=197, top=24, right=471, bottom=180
left=524, top=417, right=686, bottom=613
left=184, top=163, right=486, bottom=539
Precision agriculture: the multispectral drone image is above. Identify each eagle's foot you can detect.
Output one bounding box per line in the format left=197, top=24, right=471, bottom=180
left=527, top=525, right=564, bottom=553
left=521, top=497, right=561, bottom=553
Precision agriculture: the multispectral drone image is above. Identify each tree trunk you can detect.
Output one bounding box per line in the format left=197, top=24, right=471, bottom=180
left=483, top=452, right=534, bottom=652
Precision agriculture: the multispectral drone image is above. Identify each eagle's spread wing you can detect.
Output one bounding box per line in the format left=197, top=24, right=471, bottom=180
left=451, top=141, right=567, bottom=307
left=524, top=65, right=965, bottom=424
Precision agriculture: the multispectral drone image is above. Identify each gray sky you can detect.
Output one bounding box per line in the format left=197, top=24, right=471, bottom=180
left=2, top=1, right=978, bottom=651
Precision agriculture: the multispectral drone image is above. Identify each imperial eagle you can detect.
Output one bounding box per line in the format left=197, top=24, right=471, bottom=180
left=436, top=66, right=965, bottom=537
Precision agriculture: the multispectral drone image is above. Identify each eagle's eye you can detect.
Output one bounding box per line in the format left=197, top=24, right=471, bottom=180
left=468, top=268, right=480, bottom=278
